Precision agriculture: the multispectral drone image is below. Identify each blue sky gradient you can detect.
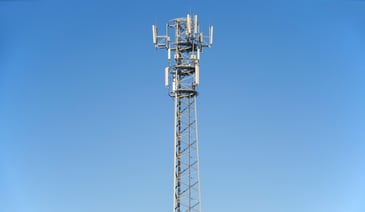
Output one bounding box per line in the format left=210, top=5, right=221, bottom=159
left=1, top=0, right=365, bottom=211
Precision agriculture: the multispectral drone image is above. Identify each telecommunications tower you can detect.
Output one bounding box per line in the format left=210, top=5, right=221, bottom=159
left=152, top=14, right=213, bottom=212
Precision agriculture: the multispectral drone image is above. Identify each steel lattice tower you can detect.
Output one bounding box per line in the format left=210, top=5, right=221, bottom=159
left=152, top=14, right=213, bottom=212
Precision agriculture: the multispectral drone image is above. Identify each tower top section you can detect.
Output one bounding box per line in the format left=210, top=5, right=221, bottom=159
left=152, top=13, right=213, bottom=97
left=152, top=14, right=213, bottom=51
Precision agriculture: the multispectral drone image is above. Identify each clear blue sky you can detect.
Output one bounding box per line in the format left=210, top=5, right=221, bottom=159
left=1, top=0, right=365, bottom=211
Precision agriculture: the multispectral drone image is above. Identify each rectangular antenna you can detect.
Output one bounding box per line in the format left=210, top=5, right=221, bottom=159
left=152, top=25, right=157, bottom=44
left=168, top=48, right=171, bottom=60
left=209, top=25, right=214, bottom=45
left=187, top=14, right=191, bottom=35
left=194, top=15, right=198, bottom=34
left=195, top=63, right=200, bottom=85
left=165, top=67, right=169, bottom=87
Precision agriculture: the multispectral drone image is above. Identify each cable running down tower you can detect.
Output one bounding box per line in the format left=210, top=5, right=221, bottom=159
left=152, top=14, right=213, bottom=212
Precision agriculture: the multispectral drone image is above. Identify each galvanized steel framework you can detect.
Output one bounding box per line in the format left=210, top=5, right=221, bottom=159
left=153, top=14, right=213, bottom=212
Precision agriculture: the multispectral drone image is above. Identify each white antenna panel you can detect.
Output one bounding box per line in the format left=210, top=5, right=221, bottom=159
left=195, top=63, right=200, bottom=85
left=197, top=48, right=200, bottom=60
left=165, top=67, right=169, bottom=87
left=168, top=48, right=171, bottom=60
left=186, top=14, right=191, bottom=35
left=194, top=15, right=198, bottom=34
left=152, top=25, right=157, bottom=44
left=209, top=25, right=214, bottom=45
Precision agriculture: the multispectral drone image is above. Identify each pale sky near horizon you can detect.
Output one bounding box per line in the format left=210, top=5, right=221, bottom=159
left=1, top=0, right=365, bottom=211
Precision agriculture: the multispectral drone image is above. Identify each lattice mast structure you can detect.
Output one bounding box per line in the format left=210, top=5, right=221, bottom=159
left=152, top=14, right=213, bottom=212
